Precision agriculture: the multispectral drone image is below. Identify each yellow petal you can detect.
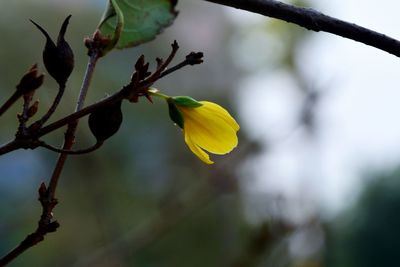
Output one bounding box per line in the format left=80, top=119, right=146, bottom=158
left=184, top=130, right=214, bottom=164
left=199, top=101, right=240, bottom=131
left=179, top=101, right=239, bottom=155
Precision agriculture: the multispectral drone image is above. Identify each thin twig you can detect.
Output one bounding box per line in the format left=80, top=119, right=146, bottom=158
left=145, top=41, right=179, bottom=84
left=31, top=84, right=66, bottom=128
left=203, top=0, right=400, bottom=57
left=159, top=52, right=204, bottom=79
left=38, top=140, right=103, bottom=155
left=47, top=52, right=99, bottom=201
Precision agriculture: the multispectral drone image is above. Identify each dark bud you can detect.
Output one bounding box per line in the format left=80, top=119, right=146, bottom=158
left=156, top=57, right=163, bottom=68
left=38, top=182, right=47, bottom=198
left=186, top=52, right=204, bottom=65
left=16, top=64, right=44, bottom=95
left=47, top=221, right=60, bottom=232
left=88, top=100, right=123, bottom=142
left=84, top=30, right=114, bottom=57
left=131, top=56, right=151, bottom=83
left=135, top=55, right=145, bottom=71
left=171, top=40, right=179, bottom=51
left=30, top=15, right=74, bottom=86
left=27, top=100, right=40, bottom=118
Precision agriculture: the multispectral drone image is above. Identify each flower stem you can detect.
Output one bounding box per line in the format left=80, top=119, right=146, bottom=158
left=148, top=89, right=170, bottom=100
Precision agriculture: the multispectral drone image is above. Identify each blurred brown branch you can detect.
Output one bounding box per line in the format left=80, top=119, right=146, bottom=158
left=204, top=0, right=400, bottom=57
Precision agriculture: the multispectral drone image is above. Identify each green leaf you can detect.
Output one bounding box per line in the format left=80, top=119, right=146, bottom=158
left=98, top=0, right=178, bottom=49
left=167, top=100, right=184, bottom=128
left=172, top=96, right=203, bottom=108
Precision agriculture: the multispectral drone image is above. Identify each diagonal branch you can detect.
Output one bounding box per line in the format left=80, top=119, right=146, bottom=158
left=203, top=0, right=400, bottom=57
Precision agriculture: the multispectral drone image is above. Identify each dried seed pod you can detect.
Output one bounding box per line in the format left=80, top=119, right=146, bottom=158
left=30, top=15, right=74, bottom=86
left=88, top=100, right=123, bottom=141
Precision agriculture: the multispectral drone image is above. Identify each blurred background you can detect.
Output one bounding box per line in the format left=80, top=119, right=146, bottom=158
left=1, top=0, right=400, bottom=266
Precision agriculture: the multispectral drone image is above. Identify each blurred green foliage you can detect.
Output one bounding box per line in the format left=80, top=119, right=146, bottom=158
left=326, top=168, right=400, bottom=267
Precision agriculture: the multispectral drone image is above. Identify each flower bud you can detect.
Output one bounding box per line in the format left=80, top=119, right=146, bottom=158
left=30, top=15, right=74, bottom=86
left=88, top=100, right=123, bottom=141
left=16, top=64, right=44, bottom=95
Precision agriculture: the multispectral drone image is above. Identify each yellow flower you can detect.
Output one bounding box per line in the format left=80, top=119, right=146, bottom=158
left=148, top=89, right=240, bottom=164
left=176, top=101, right=240, bottom=164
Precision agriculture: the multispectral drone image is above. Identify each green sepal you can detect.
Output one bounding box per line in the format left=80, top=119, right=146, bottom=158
left=172, top=96, right=203, bottom=108
left=167, top=99, right=184, bottom=128
left=97, top=0, right=124, bottom=55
